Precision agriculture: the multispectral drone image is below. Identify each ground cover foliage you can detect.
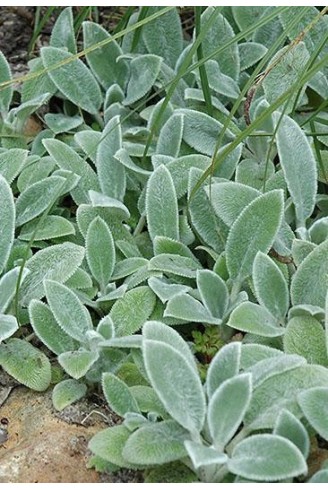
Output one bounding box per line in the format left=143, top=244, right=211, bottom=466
left=1, top=5, right=328, bottom=483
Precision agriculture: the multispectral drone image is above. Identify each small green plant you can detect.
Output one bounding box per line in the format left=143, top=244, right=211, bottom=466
left=0, top=5, right=328, bottom=483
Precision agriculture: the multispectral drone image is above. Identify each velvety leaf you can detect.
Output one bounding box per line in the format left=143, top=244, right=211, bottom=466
left=0, top=175, right=15, bottom=274
left=45, top=113, right=82, bottom=134
left=263, top=43, right=309, bottom=113
left=86, top=217, right=115, bottom=292
left=58, top=350, right=98, bottom=379
left=19, top=215, right=75, bottom=241
left=64, top=268, right=93, bottom=291
left=146, top=165, right=179, bottom=243
left=111, top=258, right=148, bottom=281
left=275, top=112, right=317, bottom=227
left=167, top=155, right=210, bottom=199
left=124, top=54, right=162, bottom=106
left=0, top=314, right=18, bottom=343
left=197, top=270, right=228, bottom=320
left=44, top=279, right=93, bottom=342
left=143, top=339, right=206, bottom=434
left=228, top=434, right=307, bottom=481
left=148, top=277, right=191, bottom=303
left=156, top=114, right=184, bottom=157
left=245, top=354, right=306, bottom=389
left=149, top=253, right=202, bottom=278
left=29, top=299, right=77, bottom=355
left=253, top=251, right=289, bottom=321
left=21, top=57, right=57, bottom=103
left=196, top=60, right=240, bottom=99
left=0, top=338, right=51, bottom=391
left=284, top=316, right=327, bottom=366
left=153, top=236, right=198, bottom=262
left=41, top=46, right=102, bottom=114
left=0, top=149, right=28, bottom=184
left=143, top=321, right=198, bottom=373
left=88, top=190, right=130, bottom=221
left=291, top=239, right=316, bottom=267
left=0, top=50, right=13, bottom=113
left=184, top=441, right=227, bottom=469
left=201, top=7, right=239, bottom=80
left=102, top=373, right=139, bottom=417
left=96, top=116, right=126, bottom=201
left=209, top=181, right=260, bottom=227
left=123, top=420, right=188, bottom=465
left=226, top=190, right=284, bottom=281
left=110, top=286, right=156, bottom=337
left=274, top=408, right=310, bottom=459
left=309, top=470, right=328, bottom=483
left=164, top=293, right=221, bottom=325
left=50, top=6, right=76, bottom=53
left=208, top=374, right=252, bottom=449
left=83, top=21, right=128, bottom=89
left=142, top=7, right=183, bottom=68
left=0, top=267, right=29, bottom=314
left=298, top=387, right=328, bottom=441
left=206, top=343, right=241, bottom=398
left=43, top=138, right=100, bottom=204
left=88, top=425, right=136, bottom=468
left=240, top=343, right=283, bottom=371
left=239, top=42, right=267, bottom=71
left=291, top=239, right=328, bottom=309
left=52, top=379, right=87, bottom=411
left=130, top=384, right=167, bottom=418
left=228, top=301, right=284, bottom=337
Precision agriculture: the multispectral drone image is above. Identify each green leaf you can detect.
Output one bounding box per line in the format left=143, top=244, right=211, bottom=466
left=29, top=299, right=77, bottom=355
left=102, top=373, right=139, bottom=417
left=291, top=239, right=316, bottom=267
left=0, top=149, right=28, bottom=184
left=86, top=217, right=115, bottom=292
left=58, top=350, right=99, bottom=379
left=245, top=365, right=328, bottom=430
left=156, top=114, right=184, bottom=157
left=197, top=270, right=228, bottom=319
left=291, top=239, right=328, bottom=309
left=167, top=155, right=210, bottom=199
left=111, top=258, right=148, bottom=281
left=44, top=113, right=82, bottom=134
left=142, top=7, right=183, bottom=68
left=148, top=277, right=191, bottom=303
left=111, top=286, right=156, bottom=337
left=123, top=420, right=189, bottom=465
left=209, top=374, right=252, bottom=449
left=149, top=254, right=202, bottom=278
left=124, top=54, right=162, bottom=106
left=246, top=354, right=306, bottom=390
left=195, top=60, right=240, bottom=99
left=146, top=165, right=179, bottom=243
left=263, top=43, right=309, bottom=113
left=253, top=251, right=289, bottom=321
left=0, top=50, right=13, bottom=114
left=239, top=42, right=267, bottom=71
left=15, top=175, right=65, bottom=227
left=21, top=58, right=57, bottom=103
left=143, top=321, right=198, bottom=373
left=228, top=434, right=307, bottom=481
left=226, top=190, right=284, bottom=281
left=284, top=316, right=327, bottom=366
left=0, top=175, right=15, bottom=274
left=184, top=440, right=227, bottom=469
left=96, top=116, right=126, bottom=201
left=228, top=301, right=283, bottom=337
left=164, top=293, right=220, bottom=325
left=50, top=6, right=76, bottom=53
left=201, top=7, right=239, bottom=80
left=44, top=279, right=93, bottom=342
left=208, top=181, right=260, bottom=227
left=206, top=343, right=241, bottom=398
left=89, top=190, right=130, bottom=220
left=0, top=314, right=18, bottom=343
left=52, top=379, right=87, bottom=411
left=143, top=339, right=206, bottom=434
left=298, top=387, right=328, bottom=441
left=19, top=242, right=85, bottom=306
left=83, top=21, right=128, bottom=89
left=275, top=112, right=317, bottom=228
left=309, top=470, right=328, bottom=483
left=0, top=267, right=29, bottom=314
left=43, top=138, right=99, bottom=204
left=88, top=425, right=136, bottom=469
left=0, top=338, right=51, bottom=391
left=274, top=409, right=310, bottom=459
left=41, top=46, right=102, bottom=114
left=240, top=343, right=283, bottom=370
left=19, top=215, right=75, bottom=242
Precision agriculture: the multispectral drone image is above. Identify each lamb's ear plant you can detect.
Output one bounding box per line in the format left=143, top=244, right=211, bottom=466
left=1, top=4, right=328, bottom=483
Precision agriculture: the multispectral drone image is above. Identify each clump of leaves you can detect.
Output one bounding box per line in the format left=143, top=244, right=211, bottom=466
left=0, top=5, right=328, bottom=483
